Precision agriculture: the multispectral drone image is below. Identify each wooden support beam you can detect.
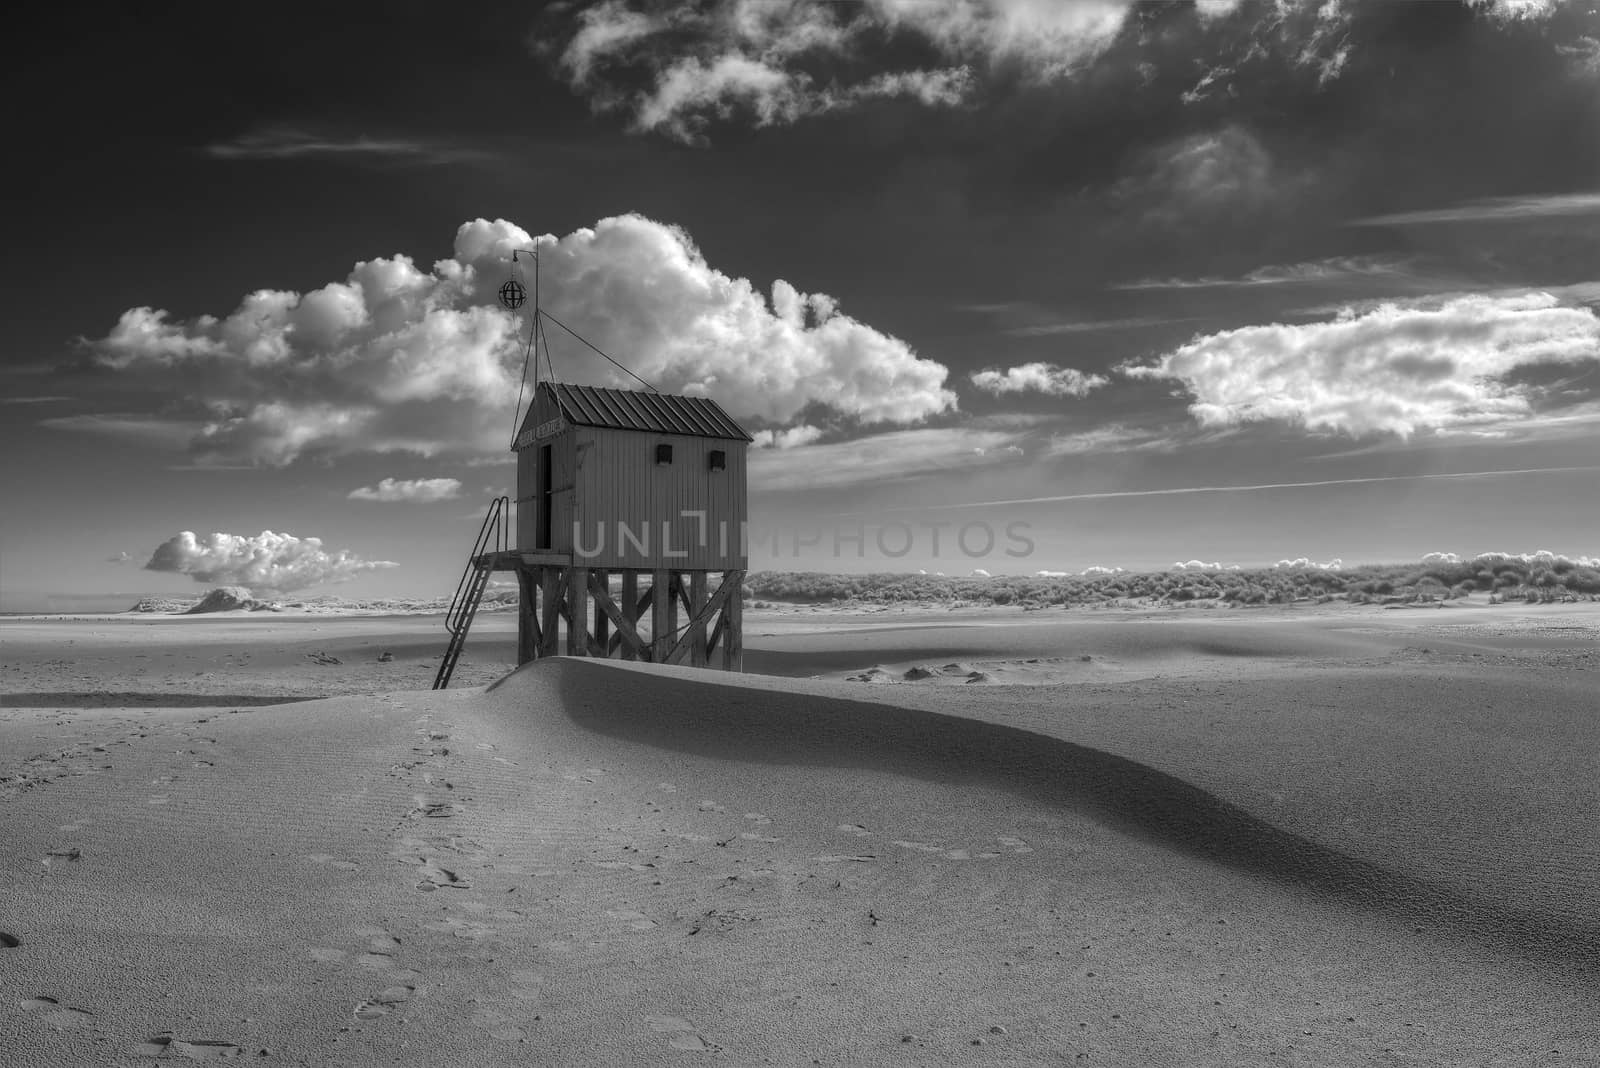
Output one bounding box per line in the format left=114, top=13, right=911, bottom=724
left=516, top=568, right=539, bottom=665
left=707, top=606, right=725, bottom=656
left=652, top=569, right=673, bottom=663
left=567, top=567, right=590, bottom=656
left=667, top=572, right=681, bottom=646
left=540, top=567, right=563, bottom=658
left=590, top=570, right=649, bottom=662
left=593, top=569, right=610, bottom=658
left=722, top=570, right=744, bottom=672
left=620, top=571, right=639, bottom=661
left=665, top=573, right=736, bottom=666
left=688, top=572, right=708, bottom=667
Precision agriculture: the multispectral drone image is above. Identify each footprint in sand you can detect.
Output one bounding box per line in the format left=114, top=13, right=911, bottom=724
left=471, top=1008, right=528, bottom=1041
left=22, top=996, right=95, bottom=1030
left=697, top=800, right=725, bottom=813
left=408, top=798, right=463, bottom=820
left=645, top=1014, right=720, bottom=1052
left=743, top=813, right=772, bottom=825
left=0, top=932, right=20, bottom=949
left=308, top=947, right=346, bottom=963
left=892, top=840, right=944, bottom=853
left=997, top=836, right=1034, bottom=854
left=739, top=832, right=781, bottom=843
left=132, top=1035, right=244, bottom=1059
left=837, top=824, right=872, bottom=837
left=606, top=909, right=659, bottom=931
left=42, top=847, right=82, bottom=868
left=416, top=861, right=470, bottom=892
left=508, top=971, right=543, bottom=1001
left=657, top=782, right=677, bottom=793
left=354, top=985, right=414, bottom=1020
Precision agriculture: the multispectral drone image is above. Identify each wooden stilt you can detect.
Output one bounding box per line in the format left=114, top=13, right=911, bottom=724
left=620, top=571, right=639, bottom=661
left=688, top=572, right=708, bottom=666
left=517, top=568, right=539, bottom=665
left=652, top=569, right=673, bottom=663
left=722, top=570, right=743, bottom=672
left=567, top=567, right=589, bottom=656
left=593, top=569, right=609, bottom=658
left=541, top=567, right=562, bottom=658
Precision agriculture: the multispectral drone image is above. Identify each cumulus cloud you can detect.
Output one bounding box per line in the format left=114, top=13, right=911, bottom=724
left=348, top=477, right=463, bottom=503
left=144, top=531, right=398, bottom=592
left=1034, top=569, right=1072, bottom=577
left=83, top=214, right=953, bottom=465
left=1122, top=292, right=1600, bottom=437
left=540, top=1, right=1574, bottom=141
left=751, top=425, right=825, bottom=449
left=970, top=362, right=1109, bottom=397
left=971, top=568, right=993, bottom=578
left=1081, top=565, right=1125, bottom=576
left=1274, top=557, right=1343, bottom=570
left=1421, top=551, right=1464, bottom=565
left=1173, top=560, right=1240, bottom=571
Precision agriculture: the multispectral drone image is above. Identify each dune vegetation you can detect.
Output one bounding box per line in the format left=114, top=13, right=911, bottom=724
left=746, top=556, right=1600, bottom=610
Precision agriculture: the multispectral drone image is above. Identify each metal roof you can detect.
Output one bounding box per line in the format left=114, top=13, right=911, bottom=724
left=537, top=382, right=753, bottom=442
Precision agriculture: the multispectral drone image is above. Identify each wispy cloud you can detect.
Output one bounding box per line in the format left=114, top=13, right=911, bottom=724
left=0, top=395, right=72, bottom=404
left=205, top=126, right=494, bottom=165
left=1112, top=254, right=1417, bottom=290
left=1005, top=316, right=1189, bottom=335
left=1353, top=191, right=1600, bottom=227
left=749, top=426, right=1027, bottom=491
left=38, top=412, right=201, bottom=447
left=348, top=477, right=463, bottom=503
left=864, top=465, right=1600, bottom=512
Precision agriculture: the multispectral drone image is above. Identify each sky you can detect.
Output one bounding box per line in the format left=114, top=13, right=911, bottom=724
left=4, top=0, right=1600, bottom=610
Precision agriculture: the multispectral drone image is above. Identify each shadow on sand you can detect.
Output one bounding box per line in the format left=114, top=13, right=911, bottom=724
left=1, top=692, right=317, bottom=708
left=535, top=659, right=1599, bottom=975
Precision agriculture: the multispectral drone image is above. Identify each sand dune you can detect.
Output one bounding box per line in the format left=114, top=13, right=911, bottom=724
left=2, top=605, right=1597, bottom=1064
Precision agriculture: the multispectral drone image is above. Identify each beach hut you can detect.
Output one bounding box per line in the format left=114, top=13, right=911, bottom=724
left=435, top=380, right=752, bottom=686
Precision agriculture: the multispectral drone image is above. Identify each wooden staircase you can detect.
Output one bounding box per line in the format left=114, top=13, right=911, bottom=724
left=432, top=496, right=508, bottom=689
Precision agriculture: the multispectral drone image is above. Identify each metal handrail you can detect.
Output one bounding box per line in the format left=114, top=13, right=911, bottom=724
left=444, top=496, right=508, bottom=634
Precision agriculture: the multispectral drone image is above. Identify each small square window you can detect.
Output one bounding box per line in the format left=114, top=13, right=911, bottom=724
left=708, top=449, right=726, bottom=471
left=655, top=443, right=673, bottom=465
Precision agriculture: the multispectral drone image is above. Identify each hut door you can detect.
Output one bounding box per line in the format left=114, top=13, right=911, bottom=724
left=538, top=444, right=553, bottom=550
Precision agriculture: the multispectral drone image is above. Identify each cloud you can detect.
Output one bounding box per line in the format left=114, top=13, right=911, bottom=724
left=1274, top=557, right=1343, bottom=570
left=753, top=426, right=1025, bottom=491
left=1080, top=565, right=1126, bottom=576
left=751, top=425, right=825, bottom=449
left=970, top=362, right=1109, bottom=397
left=545, top=0, right=1134, bottom=141
left=144, top=531, right=397, bottom=592
left=1034, top=569, right=1072, bottom=577
left=971, top=568, right=993, bottom=578
left=39, top=413, right=203, bottom=447
left=1112, top=254, right=1417, bottom=291
left=1121, top=291, right=1600, bottom=437
left=1, top=395, right=72, bottom=405
left=1173, top=559, right=1240, bottom=571
left=1354, top=192, right=1600, bottom=227
left=205, top=126, right=491, bottom=165
left=1004, top=317, right=1182, bottom=335
left=540, top=1, right=1578, bottom=141
left=348, top=477, right=463, bottom=503
left=865, top=464, right=1600, bottom=511
left=1421, top=551, right=1463, bottom=565
left=83, top=213, right=953, bottom=465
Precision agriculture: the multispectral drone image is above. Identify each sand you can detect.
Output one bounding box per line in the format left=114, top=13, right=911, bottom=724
left=2, top=601, right=1597, bottom=1064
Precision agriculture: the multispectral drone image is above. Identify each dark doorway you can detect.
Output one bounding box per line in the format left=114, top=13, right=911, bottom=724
left=538, top=444, right=553, bottom=550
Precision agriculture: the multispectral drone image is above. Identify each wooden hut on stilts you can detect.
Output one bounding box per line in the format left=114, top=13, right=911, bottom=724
left=433, top=246, right=752, bottom=688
